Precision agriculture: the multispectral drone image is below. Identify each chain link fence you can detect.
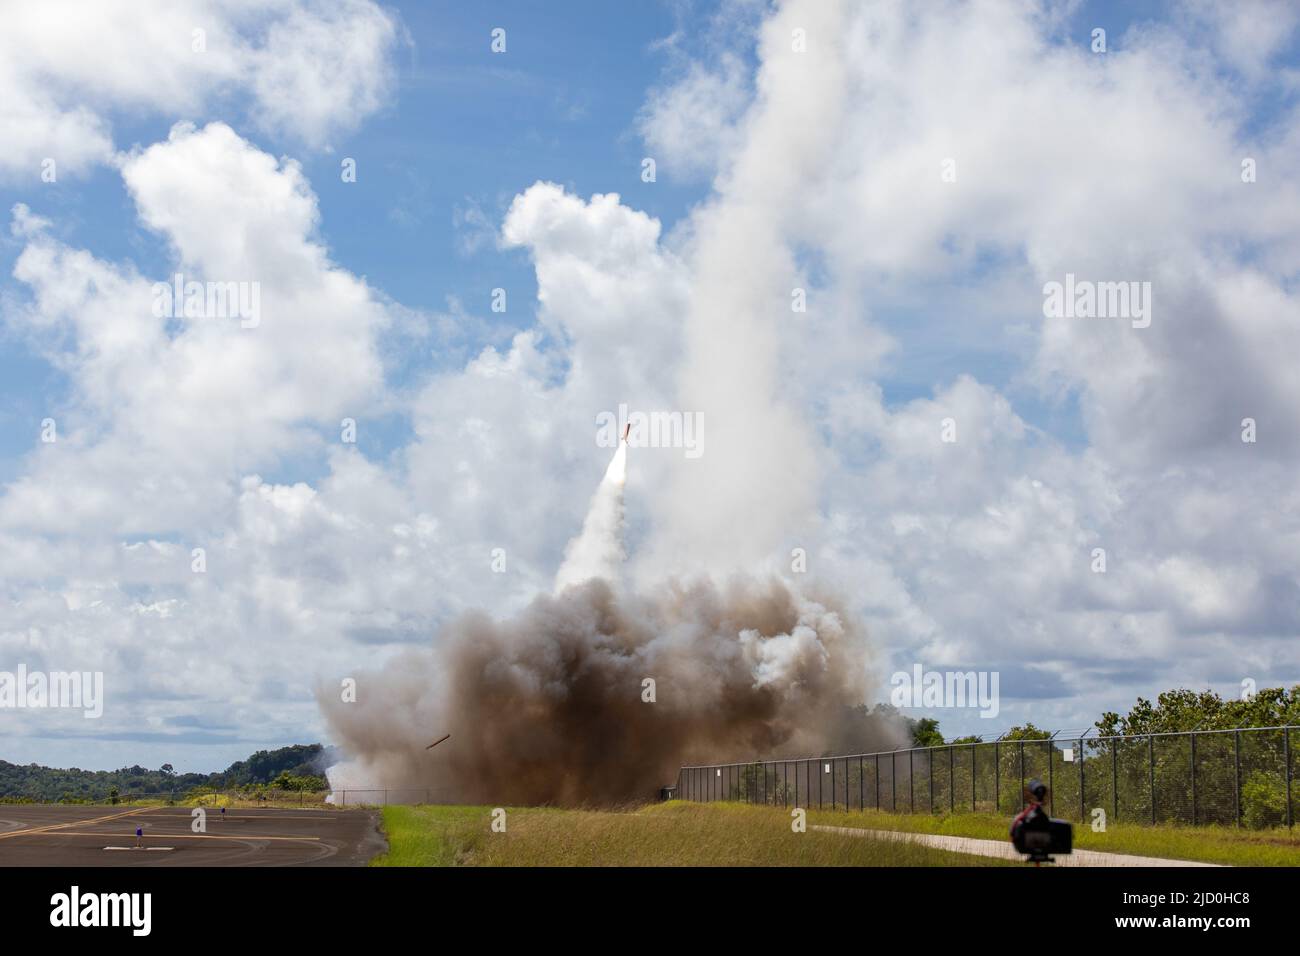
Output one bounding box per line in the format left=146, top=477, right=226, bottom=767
left=675, top=725, right=1298, bottom=829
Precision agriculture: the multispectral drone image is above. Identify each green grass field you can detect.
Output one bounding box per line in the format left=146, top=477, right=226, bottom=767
left=373, top=800, right=1300, bottom=866
left=372, top=801, right=1012, bottom=866
left=804, top=805, right=1300, bottom=866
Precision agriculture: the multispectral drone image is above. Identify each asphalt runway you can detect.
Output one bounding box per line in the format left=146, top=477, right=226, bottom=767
left=0, top=805, right=386, bottom=866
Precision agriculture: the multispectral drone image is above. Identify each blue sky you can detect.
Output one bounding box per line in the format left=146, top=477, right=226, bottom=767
left=0, top=2, right=709, bottom=480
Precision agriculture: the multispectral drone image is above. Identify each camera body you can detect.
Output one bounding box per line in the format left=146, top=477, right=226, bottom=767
left=1011, top=802, right=1073, bottom=863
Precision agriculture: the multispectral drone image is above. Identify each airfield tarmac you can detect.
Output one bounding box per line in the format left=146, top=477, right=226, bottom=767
left=0, top=804, right=386, bottom=866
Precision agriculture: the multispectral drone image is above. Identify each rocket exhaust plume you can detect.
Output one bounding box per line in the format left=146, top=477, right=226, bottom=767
left=319, top=437, right=889, bottom=805
left=554, top=438, right=625, bottom=592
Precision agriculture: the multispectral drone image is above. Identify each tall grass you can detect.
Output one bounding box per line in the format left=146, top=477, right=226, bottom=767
left=373, top=801, right=1011, bottom=867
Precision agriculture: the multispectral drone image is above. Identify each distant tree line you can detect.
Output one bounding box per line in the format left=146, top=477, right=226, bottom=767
left=0, top=743, right=331, bottom=803
left=859, top=685, right=1300, bottom=750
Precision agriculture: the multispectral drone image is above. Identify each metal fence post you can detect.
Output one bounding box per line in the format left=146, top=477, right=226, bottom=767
left=1147, top=734, right=1154, bottom=824
left=971, top=743, right=976, bottom=812
left=859, top=756, right=864, bottom=812
left=929, top=749, right=934, bottom=813
left=994, top=741, right=1000, bottom=814
left=1049, top=741, right=1057, bottom=816
left=1110, top=740, right=1118, bottom=823
left=876, top=753, right=881, bottom=810
left=1190, top=732, right=1197, bottom=826
left=1018, top=741, right=1025, bottom=810
left=1234, top=730, right=1242, bottom=827
left=891, top=752, right=896, bottom=811
left=910, top=752, right=919, bottom=811
left=1078, top=738, right=1085, bottom=823
left=1286, top=727, right=1294, bottom=829
left=949, top=746, right=955, bottom=813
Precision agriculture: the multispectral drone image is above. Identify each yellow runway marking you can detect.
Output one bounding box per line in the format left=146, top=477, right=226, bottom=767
left=144, top=814, right=340, bottom=821
left=32, top=830, right=321, bottom=842
left=0, top=807, right=150, bottom=841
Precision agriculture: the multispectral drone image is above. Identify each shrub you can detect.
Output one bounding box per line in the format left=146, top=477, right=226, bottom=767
left=1241, top=771, right=1288, bottom=829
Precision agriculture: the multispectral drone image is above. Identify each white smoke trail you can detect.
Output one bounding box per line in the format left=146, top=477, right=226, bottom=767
left=554, top=440, right=626, bottom=592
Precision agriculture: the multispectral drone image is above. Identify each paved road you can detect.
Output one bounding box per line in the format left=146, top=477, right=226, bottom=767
left=0, top=805, right=386, bottom=866
left=811, top=824, right=1223, bottom=866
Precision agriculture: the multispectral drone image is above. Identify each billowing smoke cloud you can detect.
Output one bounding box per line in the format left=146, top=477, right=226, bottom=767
left=637, top=3, right=853, bottom=580
left=321, top=575, right=879, bottom=805
left=320, top=442, right=889, bottom=805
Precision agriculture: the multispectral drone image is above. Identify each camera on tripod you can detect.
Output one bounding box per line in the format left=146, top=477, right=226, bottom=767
left=1009, top=778, right=1073, bottom=864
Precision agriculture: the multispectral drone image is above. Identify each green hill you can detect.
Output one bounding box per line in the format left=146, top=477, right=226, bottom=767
left=0, top=744, right=331, bottom=803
